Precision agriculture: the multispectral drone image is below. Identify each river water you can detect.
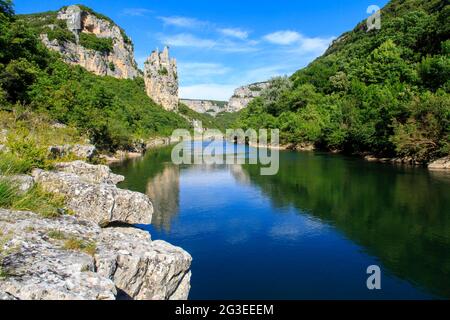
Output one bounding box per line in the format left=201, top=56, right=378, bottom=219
left=112, top=142, right=450, bottom=299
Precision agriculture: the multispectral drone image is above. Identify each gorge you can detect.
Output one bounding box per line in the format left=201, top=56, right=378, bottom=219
left=1, top=0, right=449, bottom=302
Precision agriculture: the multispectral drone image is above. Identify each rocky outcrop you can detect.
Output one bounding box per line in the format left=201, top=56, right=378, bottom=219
left=0, top=209, right=192, bottom=300
left=227, top=82, right=270, bottom=112
left=429, top=156, right=450, bottom=170
left=6, top=175, right=35, bottom=194
left=32, top=167, right=153, bottom=226
left=180, top=99, right=227, bottom=116
left=54, top=161, right=124, bottom=185
left=144, top=47, right=179, bottom=111
left=48, top=144, right=97, bottom=161
left=41, top=5, right=139, bottom=79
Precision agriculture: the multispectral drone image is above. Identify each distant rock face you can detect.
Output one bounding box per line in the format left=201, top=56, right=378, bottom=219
left=227, top=82, right=270, bottom=112
left=41, top=5, right=139, bottom=79
left=144, top=47, right=179, bottom=111
left=0, top=209, right=192, bottom=300
left=180, top=99, right=227, bottom=116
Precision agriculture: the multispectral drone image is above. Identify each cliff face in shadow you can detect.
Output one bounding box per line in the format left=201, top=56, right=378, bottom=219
left=238, top=152, right=450, bottom=298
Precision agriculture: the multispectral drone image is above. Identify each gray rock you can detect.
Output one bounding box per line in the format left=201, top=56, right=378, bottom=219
left=0, top=210, right=117, bottom=300
left=180, top=99, right=227, bottom=117
left=227, top=82, right=270, bottom=112
left=0, top=291, right=18, bottom=300
left=48, top=144, right=97, bottom=161
left=429, top=156, right=450, bottom=170
left=96, top=229, right=192, bottom=300
left=0, top=209, right=192, bottom=300
left=7, top=175, right=35, bottom=194
left=41, top=6, right=139, bottom=80
left=55, top=161, right=124, bottom=185
left=144, top=47, right=178, bottom=111
left=71, top=145, right=97, bottom=160
left=32, top=169, right=153, bottom=226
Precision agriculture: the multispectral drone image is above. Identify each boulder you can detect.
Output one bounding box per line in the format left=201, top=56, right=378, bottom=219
left=32, top=169, right=153, bottom=226
left=0, top=210, right=117, bottom=300
left=96, top=228, right=192, bottom=300
left=71, top=145, right=97, bottom=160
left=429, top=156, right=450, bottom=170
left=0, top=209, right=192, bottom=300
left=48, top=144, right=97, bottom=160
left=7, top=175, right=35, bottom=194
left=55, top=161, right=124, bottom=185
left=0, top=292, right=18, bottom=300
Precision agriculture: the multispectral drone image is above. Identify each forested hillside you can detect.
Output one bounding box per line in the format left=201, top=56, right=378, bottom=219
left=237, top=0, right=449, bottom=162
left=0, top=0, right=190, bottom=152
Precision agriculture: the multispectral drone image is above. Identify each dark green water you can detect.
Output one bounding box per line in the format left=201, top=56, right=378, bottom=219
left=112, top=144, right=450, bottom=299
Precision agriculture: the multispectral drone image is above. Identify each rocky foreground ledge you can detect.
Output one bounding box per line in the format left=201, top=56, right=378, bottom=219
left=0, top=161, right=192, bottom=300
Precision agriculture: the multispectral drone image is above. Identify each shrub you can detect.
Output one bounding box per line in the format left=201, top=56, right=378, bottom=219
left=79, top=33, right=113, bottom=54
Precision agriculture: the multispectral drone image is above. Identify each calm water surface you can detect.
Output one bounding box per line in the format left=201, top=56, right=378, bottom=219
left=112, top=143, right=450, bottom=299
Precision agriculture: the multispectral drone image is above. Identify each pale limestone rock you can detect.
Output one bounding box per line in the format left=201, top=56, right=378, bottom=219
left=0, top=292, right=18, bottom=300
left=7, top=175, right=35, bottom=194
left=96, top=229, right=192, bottom=300
left=227, top=82, right=270, bottom=112
left=55, top=161, right=124, bottom=185
left=41, top=5, right=139, bottom=80
left=0, top=209, right=192, bottom=300
left=429, top=156, right=450, bottom=170
left=31, top=169, right=153, bottom=226
left=144, top=47, right=179, bottom=111
left=48, top=144, right=96, bottom=160
left=0, top=210, right=117, bottom=300
left=180, top=99, right=227, bottom=117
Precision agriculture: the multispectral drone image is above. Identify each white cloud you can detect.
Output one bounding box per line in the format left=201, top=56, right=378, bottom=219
left=158, top=16, right=207, bottom=28
left=180, top=84, right=237, bottom=101
left=122, top=8, right=153, bottom=17
left=218, top=28, right=249, bottom=39
left=263, top=30, right=302, bottom=45
left=160, top=33, right=217, bottom=48
left=159, top=33, right=259, bottom=53
left=179, top=62, right=232, bottom=77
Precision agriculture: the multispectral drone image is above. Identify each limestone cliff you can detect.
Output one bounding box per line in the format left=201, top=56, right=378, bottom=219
left=40, top=5, right=139, bottom=79
left=227, top=82, right=270, bottom=112
left=180, top=99, right=228, bottom=116
left=144, top=47, right=179, bottom=111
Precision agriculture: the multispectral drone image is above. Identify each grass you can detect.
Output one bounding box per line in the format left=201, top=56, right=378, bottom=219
left=0, top=110, right=88, bottom=174
left=47, top=230, right=67, bottom=240
left=0, top=178, right=66, bottom=218
left=63, top=238, right=97, bottom=256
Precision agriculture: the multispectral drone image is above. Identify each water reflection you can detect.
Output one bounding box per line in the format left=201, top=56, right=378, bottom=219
left=146, top=165, right=180, bottom=232
left=113, top=145, right=450, bottom=299
left=239, top=152, right=450, bottom=298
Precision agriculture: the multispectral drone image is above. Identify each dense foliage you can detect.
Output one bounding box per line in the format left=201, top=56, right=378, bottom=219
left=237, top=0, right=450, bottom=162
left=0, top=2, right=191, bottom=151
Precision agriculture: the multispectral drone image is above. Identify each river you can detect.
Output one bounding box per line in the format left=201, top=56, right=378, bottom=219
left=111, top=142, right=450, bottom=299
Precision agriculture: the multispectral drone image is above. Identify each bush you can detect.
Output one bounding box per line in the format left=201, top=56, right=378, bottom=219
left=79, top=33, right=113, bottom=54
left=5, top=131, right=50, bottom=172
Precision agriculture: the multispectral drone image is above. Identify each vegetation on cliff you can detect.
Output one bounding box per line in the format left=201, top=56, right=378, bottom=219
left=237, top=0, right=449, bottom=162
left=0, top=1, right=191, bottom=152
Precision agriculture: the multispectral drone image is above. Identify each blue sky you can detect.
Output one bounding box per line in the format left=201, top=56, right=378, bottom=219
left=15, top=0, right=389, bottom=100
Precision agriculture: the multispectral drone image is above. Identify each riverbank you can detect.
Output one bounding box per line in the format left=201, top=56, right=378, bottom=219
left=0, top=160, right=192, bottom=300
left=247, top=140, right=450, bottom=171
